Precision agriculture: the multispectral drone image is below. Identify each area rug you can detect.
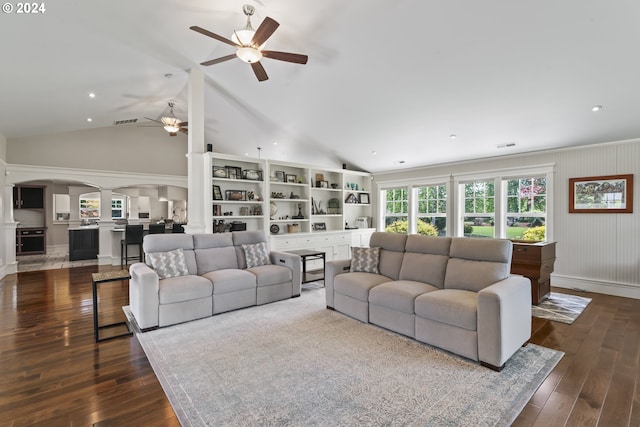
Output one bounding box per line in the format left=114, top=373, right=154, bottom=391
left=532, top=292, right=592, bottom=324
left=137, top=289, right=563, bottom=427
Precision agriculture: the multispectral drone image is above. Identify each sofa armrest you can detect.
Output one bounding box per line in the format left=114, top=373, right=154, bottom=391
left=325, top=258, right=352, bottom=308
left=477, top=275, right=532, bottom=368
left=129, top=262, right=160, bottom=330
left=270, top=251, right=302, bottom=297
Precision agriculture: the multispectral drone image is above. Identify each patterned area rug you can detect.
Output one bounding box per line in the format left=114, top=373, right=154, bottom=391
left=532, top=292, right=592, bottom=324
left=137, top=288, right=563, bottom=427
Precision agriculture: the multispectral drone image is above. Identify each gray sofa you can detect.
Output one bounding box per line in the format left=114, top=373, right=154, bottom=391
left=325, top=232, right=532, bottom=370
left=129, top=230, right=301, bottom=330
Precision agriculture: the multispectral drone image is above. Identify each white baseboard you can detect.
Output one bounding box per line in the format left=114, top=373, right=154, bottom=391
left=552, top=274, right=640, bottom=300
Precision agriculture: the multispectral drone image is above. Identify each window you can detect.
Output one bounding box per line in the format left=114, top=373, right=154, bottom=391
left=80, top=198, right=100, bottom=219
left=79, top=195, right=126, bottom=219
left=112, top=199, right=124, bottom=219
left=383, top=187, right=408, bottom=234
left=463, top=180, right=495, bottom=238
left=505, top=177, right=546, bottom=241
left=415, top=184, right=447, bottom=236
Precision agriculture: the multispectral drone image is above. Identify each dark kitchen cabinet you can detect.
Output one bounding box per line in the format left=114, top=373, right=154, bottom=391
left=14, top=185, right=45, bottom=209
left=16, top=228, right=46, bottom=255
left=69, top=228, right=99, bottom=261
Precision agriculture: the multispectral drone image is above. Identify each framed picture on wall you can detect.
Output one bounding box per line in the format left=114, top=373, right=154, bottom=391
left=569, top=174, right=633, bottom=213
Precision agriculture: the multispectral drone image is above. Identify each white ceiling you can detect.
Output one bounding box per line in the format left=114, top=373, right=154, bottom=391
left=2, top=0, right=640, bottom=173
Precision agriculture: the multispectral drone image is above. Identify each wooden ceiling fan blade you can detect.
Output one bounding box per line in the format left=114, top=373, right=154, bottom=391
left=251, top=62, right=269, bottom=82
left=262, top=50, right=308, bottom=64
left=190, top=26, right=238, bottom=48
left=251, top=17, right=279, bottom=47
left=179, top=121, right=188, bottom=127
left=169, top=132, right=178, bottom=137
left=200, top=54, right=237, bottom=66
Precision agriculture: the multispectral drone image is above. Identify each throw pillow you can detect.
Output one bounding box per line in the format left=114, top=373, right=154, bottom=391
left=243, top=242, right=272, bottom=268
left=146, top=248, right=190, bottom=279
left=350, top=246, right=380, bottom=274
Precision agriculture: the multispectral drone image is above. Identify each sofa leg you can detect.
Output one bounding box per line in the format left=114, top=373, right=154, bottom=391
left=480, top=361, right=505, bottom=372
left=522, top=340, right=530, bottom=347
left=326, top=306, right=335, bottom=311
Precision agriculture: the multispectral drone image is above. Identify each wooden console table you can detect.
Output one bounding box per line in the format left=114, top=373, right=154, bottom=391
left=510, top=241, right=556, bottom=305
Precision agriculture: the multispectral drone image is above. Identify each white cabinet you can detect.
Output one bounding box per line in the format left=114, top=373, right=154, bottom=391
left=270, top=230, right=356, bottom=268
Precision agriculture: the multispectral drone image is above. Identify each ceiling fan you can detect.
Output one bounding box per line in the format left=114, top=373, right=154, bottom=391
left=190, top=4, right=308, bottom=82
left=144, top=102, right=188, bottom=136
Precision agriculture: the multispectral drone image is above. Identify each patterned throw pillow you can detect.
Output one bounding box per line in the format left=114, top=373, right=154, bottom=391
left=146, top=248, right=190, bottom=279
left=350, top=246, right=380, bottom=274
left=242, top=242, right=272, bottom=268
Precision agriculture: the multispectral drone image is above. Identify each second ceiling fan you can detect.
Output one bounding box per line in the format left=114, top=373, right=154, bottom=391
left=190, top=4, right=308, bottom=82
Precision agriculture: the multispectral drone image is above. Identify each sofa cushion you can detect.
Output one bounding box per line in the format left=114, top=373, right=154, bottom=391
left=146, top=248, right=190, bottom=279
left=350, top=247, right=380, bottom=273
left=247, top=264, right=292, bottom=287
left=369, top=232, right=407, bottom=280
left=414, top=289, right=478, bottom=331
left=202, top=269, right=257, bottom=294
left=399, top=253, right=449, bottom=288
left=158, top=274, right=213, bottom=304
left=334, top=272, right=391, bottom=301
left=243, top=242, right=272, bottom=268
left=369, top=280, right=439, bottom=314
left=195, top=246, right=239, bottom=275
left=444, top=238, right=512, bottom=292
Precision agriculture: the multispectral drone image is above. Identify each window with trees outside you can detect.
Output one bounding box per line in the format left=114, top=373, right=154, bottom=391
left=383, top=187, right=408, bottom=234
left=463, top=180, right=495, bottom=238
left=79, top=197, right=126, bottom=219
left=415, top=184, right=447, bottom=236
left=505, top=177, right=546, bottom=242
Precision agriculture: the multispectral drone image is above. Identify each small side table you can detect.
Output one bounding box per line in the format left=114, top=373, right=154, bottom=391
left=285, top=249, right=326, bottom=285
left=92, top=269, right=133, bottom=342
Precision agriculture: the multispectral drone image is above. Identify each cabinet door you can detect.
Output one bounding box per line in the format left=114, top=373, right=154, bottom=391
left=16, top=186, right=45, bottom=209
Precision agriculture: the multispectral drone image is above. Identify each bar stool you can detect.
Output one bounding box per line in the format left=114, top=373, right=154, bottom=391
left=120, top=224, right=144, bottom=267
left=148, top=224, right=166, bottom=234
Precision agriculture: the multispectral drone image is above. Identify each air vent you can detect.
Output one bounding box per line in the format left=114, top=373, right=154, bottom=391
left=113, top=118, right=138, bottom=126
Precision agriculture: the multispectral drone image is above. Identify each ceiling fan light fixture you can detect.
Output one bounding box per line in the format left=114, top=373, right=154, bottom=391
left=161, top=117, right=181, bottom=133
left=236, top=47, right=263, bottom=63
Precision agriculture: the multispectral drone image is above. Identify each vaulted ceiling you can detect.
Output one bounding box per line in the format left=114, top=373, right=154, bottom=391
left=2, top=0, right=640, bottom=172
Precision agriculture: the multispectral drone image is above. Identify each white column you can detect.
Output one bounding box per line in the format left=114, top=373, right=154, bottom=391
left=98, top=189, right=114, bottom=265
left=185, top=67, right=207, bottom=234
left=68, top=186, right=83, bottom=229
left=3, top=185, right=17, bottom=275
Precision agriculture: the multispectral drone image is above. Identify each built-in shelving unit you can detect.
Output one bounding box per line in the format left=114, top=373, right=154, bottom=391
left=206, top=154, right=375, bottom=258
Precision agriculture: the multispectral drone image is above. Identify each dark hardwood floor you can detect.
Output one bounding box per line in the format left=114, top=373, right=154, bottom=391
left=1, top=265, right=639, bottom=426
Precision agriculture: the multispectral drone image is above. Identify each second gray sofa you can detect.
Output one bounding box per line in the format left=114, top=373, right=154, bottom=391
left=325, top=232, right=532, bottom=370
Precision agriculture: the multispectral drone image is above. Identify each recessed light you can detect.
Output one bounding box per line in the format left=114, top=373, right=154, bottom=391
left=591, top=105, right=603, bottom=112
left=449, top=134, right=457, bottom=139
left=164, top=73, right=174, bottom=79
left=88, top=92, right=96, bottom=98
left=273, top=141, right=278, bottom=145
left=398, top=160, right=405, bottom=164
left=371, top=150, right=377, bottom=155
left=86, top=118, right=93, bottom=122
